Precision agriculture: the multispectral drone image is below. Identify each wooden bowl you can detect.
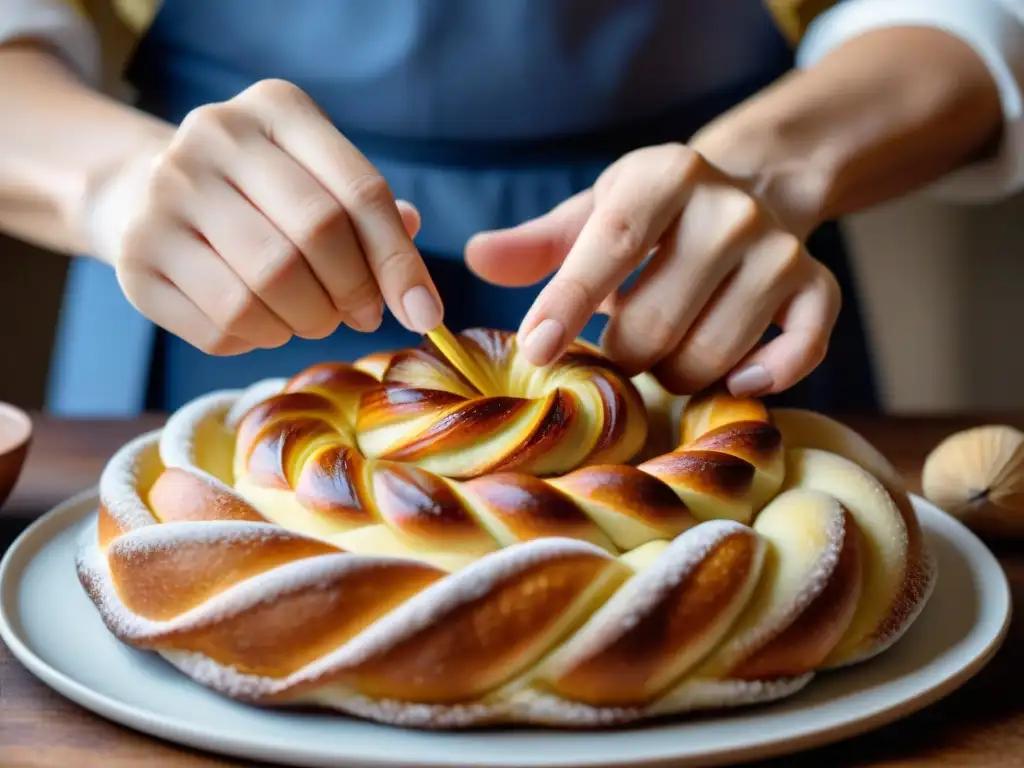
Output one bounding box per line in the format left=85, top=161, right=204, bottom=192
left=0, top=402, right=31, bottom=509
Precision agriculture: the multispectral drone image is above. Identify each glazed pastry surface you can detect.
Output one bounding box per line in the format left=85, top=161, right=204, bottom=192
left=77, top=329, right=936, bottom=728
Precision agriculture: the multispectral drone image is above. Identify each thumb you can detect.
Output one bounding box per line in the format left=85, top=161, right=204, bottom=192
left=465, top=189, right=593, bottom=287
left=396, top=199, right=421, bottom=239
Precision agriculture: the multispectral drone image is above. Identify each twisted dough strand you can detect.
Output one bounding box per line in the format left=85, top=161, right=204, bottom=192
left=223, top=330, right=786, bottom=567
left=78, top=328, right=936, bottom=728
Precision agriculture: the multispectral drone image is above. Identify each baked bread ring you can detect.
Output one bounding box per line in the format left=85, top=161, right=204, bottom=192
left=77, top=328, right=936, bottom=728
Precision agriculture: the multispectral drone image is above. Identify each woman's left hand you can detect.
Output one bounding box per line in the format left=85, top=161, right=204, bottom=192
left=465, top=142, right=840, bottom=398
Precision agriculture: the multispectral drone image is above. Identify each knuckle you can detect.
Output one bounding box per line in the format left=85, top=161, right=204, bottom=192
left=633, top=306, right=679, bottom=355
left=178, top=103, right=243, bottom=140
left=598, top=208, right=647, bottom=261
left=369, top=246, right=428, bottom=299
left=144, top=152, right=194, bottom=205
left=671, top=334, right=733, bottom=389
left=345, top=172, right=394, bottom=211
left=176, top=104, right=216, bottom=137
left=294, top=197, right=346, bottom=246
left=331, top=272, right=381, bottom=312
left=244, top=78, right=307, bottom=106
left=200, top=333, right=240, bottom=356
left=664, top=143, right=701, bottom=180
left=115, top=256, right=149, bottom=294
left=603, top=306, right=679, bottom=376
left=218, top=285, right=260, bottom=336
left=549, top=273, right=597, bottom=320
left=240, top=79, right=330, bottom=129
left=771, top=232, right=805, bottom=277
left=731, top=193, right=763, bottom=233
left=371, top=244, right=416, bottom=276
left=174, top=103, right=257, bottom=159
left=251, top=239, right=303, bottom=294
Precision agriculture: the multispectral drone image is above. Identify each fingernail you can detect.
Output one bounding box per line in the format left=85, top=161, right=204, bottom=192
left=520, top=318, right=565, bottom=365
left=728, top=365, right=773, bottom=397
left=349, top=301, right=383, bottom=332
left=401, top=285, right=442, bottom=333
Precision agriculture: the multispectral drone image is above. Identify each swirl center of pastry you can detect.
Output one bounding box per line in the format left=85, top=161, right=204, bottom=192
left=227, top=330, right=655, bottom=569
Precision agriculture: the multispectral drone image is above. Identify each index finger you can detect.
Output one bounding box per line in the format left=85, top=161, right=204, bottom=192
left=517, top=151, right=692, bottom=366
left=237, top=80, right=442, bottom=333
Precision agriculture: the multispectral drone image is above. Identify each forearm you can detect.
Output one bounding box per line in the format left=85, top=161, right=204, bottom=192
left=691, top=25, right=1004, bottom=237
left=0, top=42, right=173, bottom=257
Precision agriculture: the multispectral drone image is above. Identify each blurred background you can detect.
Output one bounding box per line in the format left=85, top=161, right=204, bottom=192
left=3, top=189, right=1024, bottom=416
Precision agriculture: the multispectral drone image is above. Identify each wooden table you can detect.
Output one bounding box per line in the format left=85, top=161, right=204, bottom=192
left=2, top=413, right=1023, bottom=768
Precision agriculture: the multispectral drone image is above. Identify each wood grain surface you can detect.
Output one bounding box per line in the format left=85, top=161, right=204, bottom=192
left=2, top=413, right=1023, bottom=768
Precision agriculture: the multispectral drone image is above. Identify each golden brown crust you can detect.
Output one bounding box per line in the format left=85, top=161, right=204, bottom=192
left=229, top=331, right=716, bottom=553
left=356, top=385, right=468, bottom=431
left=157, top=559, right=442, bottom=678
left=148, top=467, right=266, bottom=524
left=548, top=530, right=761, bottom=707
left=75, top=328, right=936, bottom=729
left=639, top=450, right=758, bottom=501
left=732, top=507, right=864, bottom=680
left=858, top=482, right=935, bottom=664
left=293, top=445, right=374, bottom=521
left=97, top=504, right=126, bottom=549
left=461, top=472, right=613, bottom=547
left=317, top=552, right=625, bottom=704
left=681, top=392, right=771, bottom=445
left=549, top=466, right=691, bottom=532
left=372, top=464, right=494, bottom=549
left=110, top=530, right=340, bottom=621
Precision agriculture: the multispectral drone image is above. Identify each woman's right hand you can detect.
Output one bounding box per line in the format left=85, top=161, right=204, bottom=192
left=86, top=79, right=443, bottom=355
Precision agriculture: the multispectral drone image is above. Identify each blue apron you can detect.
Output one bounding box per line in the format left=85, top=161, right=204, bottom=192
left=47, top=0, right=879, bottom=415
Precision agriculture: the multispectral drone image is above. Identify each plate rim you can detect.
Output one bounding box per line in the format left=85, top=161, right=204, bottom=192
left=0, top=487, right=1014, bottom=768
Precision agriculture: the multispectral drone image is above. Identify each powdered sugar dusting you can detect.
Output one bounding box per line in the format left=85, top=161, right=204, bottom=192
left=831, top=540, right=939, bottom=669
left=286, top=537, right=614, bottom=686
left=78, top=534, right=437, bottom=642
left=171, top=648, right=642, bottom=729
left=544, top=521, right=757, bottom=668
left=107, top=520, right=320, bottom=557
left=505, top=689, right=642, bottom=727
left=78, top=530, right=612, bottom=701
left=97, top=430, right=163, bottom=533
left=651, top=674, right=814, bottom=715
left=74, top=351, right=936, bottom=729
left=312, top=688, right=501, bottom=729
left=162, top=651, right=809, bottom=728
left=160, top=390, right=240, bottom=493
left=711, top=491, right=847, bottom=670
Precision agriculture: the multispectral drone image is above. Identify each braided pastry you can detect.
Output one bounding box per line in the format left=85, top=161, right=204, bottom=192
left=77, top=328, right=936, bottom=729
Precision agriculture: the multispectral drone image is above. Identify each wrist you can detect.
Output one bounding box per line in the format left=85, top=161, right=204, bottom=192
left=690, top=25, right=1003, bottom=240
left=0, top=43, right=175, bottom=260
left=81, top=129, right=171, bottom=267
left=689, top=90, right=839, bottom=240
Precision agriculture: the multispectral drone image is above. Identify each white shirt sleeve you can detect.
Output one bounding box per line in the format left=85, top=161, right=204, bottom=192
left=797, top=0, right=1024, bottom=203
left=0, top=0, right=101, bottom=84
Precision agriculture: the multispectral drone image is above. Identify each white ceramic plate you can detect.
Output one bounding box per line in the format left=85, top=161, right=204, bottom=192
left=0, top=489, right=1012, bottom=768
